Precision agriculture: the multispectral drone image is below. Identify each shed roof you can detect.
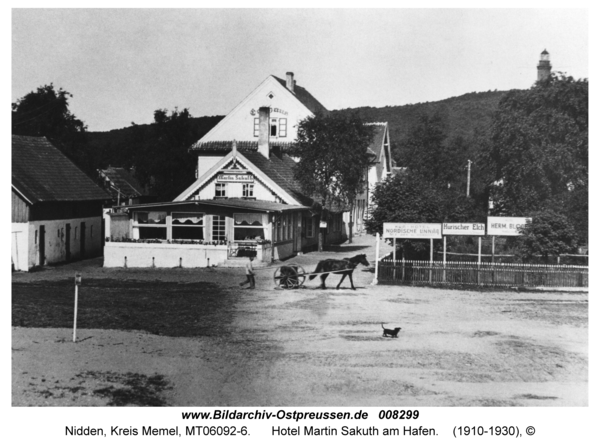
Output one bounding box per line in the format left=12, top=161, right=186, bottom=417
left=98, top=167, right=146, bottom=199
left=12, top=135, right=110, bottom=204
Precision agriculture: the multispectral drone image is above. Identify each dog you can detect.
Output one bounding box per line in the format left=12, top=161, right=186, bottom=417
left=382, top=324, right=401, bottom=338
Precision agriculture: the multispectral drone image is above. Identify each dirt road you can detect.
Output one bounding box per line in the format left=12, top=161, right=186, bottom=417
left=12, top=236, right=588, bottom=406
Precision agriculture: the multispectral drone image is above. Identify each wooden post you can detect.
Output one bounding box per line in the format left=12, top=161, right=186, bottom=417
left=477, top=236, right=482, bottom=285
left=491, top=236, right=496, bottom=285
left=401, top=245, right=405, bottom=281
left=392, top=238, right=397, bottom=280
left=430, top=238, right=433, bottom=283
left=73, top=273, right=81, bottom=343
left=372, top=232, right=380, bottom=285
left=443, top=236, right=447, bottom=283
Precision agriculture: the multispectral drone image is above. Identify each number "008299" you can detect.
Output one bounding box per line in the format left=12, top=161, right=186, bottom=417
left=378, top=410, right=419, bottom=419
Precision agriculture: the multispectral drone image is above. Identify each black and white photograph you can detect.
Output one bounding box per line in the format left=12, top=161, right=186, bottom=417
left=8, top=4, right=593, bottom=445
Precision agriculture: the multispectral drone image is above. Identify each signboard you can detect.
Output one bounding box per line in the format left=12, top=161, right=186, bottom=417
left=319, top=221, right=328, bottom=228
left=442, top=223, right=485, bottom=236
left=383, top=223, right=442, bottom=239
left=216, top=173, right=254, bottom=183
left=487, top=217, right=531, bottom=236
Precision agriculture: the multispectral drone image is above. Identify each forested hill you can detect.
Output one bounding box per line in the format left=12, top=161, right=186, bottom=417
left=336, top=90, right=510, bottom=154
left=85, top=115, right=224, bottom=167
left=85, top=90, right=509, bottom=165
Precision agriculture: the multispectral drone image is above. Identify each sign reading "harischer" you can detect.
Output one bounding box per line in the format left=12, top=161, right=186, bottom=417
left=216, top=173, right=254, bottom=183
left=383, top=223, right=442, bottom=239
left=487, top=217, right=531, bottom=236
left=443, top=223, right=486, bottom=236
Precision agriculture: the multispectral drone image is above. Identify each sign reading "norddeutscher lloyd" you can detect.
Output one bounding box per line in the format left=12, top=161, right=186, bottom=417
left=383, top=223, right=442, bottom=239
left=487, top=216, right=531, bottom=236
left=443, top=223, right=486, bottom=236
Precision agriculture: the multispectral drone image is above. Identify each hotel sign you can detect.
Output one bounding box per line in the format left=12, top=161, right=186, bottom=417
left=216, top=173, right=254, bottom=183
left=443, top=223, right=486, bottom=236
left=383, top=223, right=442, bottom=239
left=487, top=217, right=531, bottom=236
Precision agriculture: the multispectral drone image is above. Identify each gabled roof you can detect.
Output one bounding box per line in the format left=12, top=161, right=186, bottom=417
left=366, top=123, right=392, bottom=180
left=12, top=135, right=110, bottom=204
left=272, top=76, right=328, bottom=115
left=98, top=167, right=146, bottom=199
left=242, top=151, right=315, bottom=207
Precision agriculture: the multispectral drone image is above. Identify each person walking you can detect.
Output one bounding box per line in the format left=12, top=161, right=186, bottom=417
left=239, top=256, right=256, bottom=289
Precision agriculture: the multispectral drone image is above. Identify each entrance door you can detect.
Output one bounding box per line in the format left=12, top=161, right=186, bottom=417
left=38, top=225, right=45, bottom=266
left=65, top=224, right=71, bottom=261
left=80, top=222, right=86, bottom=259
left=294, top=213, right=302, bottom=252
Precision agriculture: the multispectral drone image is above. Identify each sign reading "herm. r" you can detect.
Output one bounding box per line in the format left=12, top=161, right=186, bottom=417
left=487, top=217, right=531, bottom=236
left=383, top=223, right=442, bottom=239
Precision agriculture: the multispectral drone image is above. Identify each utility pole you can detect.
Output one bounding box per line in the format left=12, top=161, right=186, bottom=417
left=466, top=159, right=472, bottom=197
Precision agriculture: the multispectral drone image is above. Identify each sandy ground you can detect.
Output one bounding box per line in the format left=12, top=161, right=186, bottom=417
left=12, top=235, right=588, bottom=406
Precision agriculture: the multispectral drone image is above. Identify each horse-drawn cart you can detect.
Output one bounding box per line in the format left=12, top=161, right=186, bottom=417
left=271, top=254, right=369, bottom=290
left=273, top=264, right=306, bottom=289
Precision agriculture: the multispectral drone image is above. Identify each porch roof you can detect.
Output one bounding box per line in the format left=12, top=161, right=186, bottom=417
left=116, top=198, right=309, bottom=214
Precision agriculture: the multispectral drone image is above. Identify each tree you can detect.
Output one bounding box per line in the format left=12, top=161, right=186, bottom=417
left=292, top=112, right=375, bottom=246
left=133, top=108, right=199, bottom=202
left=516, top=210, right=579, bottom=262
left=12, top=84, right=90, bottom=172
left=365, top=173, right=466, bottom=258
left=484, top=74, right=588, bottom=228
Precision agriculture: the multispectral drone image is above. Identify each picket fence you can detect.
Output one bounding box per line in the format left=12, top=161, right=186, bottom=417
left=378, top=259, right=588, bottom=288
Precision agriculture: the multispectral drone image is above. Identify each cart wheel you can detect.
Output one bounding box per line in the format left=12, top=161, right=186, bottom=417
left=274, top=265, right=306, bottom=289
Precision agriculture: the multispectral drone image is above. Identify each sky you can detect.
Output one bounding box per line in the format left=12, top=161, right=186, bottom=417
left=11, top=8, right=589, bottom=132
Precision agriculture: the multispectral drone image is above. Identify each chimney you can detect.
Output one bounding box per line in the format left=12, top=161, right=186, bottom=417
left=286, top=72, right=294, bottom=93
left=258, top=106, right=270, bottom=159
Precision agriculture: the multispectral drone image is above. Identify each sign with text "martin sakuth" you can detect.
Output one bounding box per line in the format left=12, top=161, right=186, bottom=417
left=383, top=223, right=442, bottom=239
left=443, top=223, right=486, bottom=236
left=487, top=217, right=532, bottom=236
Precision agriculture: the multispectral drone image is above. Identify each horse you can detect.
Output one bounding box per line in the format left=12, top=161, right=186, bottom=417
left=308, top=253, right=370, bottom=290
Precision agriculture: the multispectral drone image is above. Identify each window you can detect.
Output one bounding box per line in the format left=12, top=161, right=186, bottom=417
left=253, top=118, right=260, bottom=137
left=242, top=183, right=254, bottom=198
left=35, top=230, right=38, bottom=244
left=172, top=212, right=204, bottom=240
left=75, top=227, right=78, bottom=240
left=279, top=118, right=287, bottom=137
left=215, top=183, right=227, bottom=198
left=212, top=215, right=226, bottom=241
left=234, top=213, right=268, bottom=241
left=270, top=118, right=278, bottom=137
left=307, top=217, right=314, bottom=238
left=133, top=211, right=167, bottom=239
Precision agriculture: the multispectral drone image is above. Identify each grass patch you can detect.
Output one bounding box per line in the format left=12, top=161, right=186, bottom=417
left=77, top=371, right=171, bottom=406
left=12, top=279, right=236, bottom=337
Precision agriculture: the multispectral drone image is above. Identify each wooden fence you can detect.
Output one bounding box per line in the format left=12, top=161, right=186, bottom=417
left=378, top=259, right=588, bottom=288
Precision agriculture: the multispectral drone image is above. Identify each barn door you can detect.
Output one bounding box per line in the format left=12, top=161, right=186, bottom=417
left=65, top=224, right=71, bottom=261
left=80, top=222, right=86, bottom=258
left=38, top=225, right=46, bottom=266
